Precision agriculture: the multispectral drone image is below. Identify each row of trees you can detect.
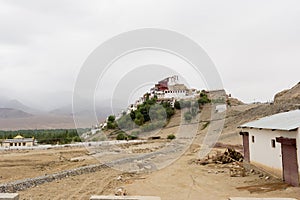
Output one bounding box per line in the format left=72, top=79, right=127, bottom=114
left=0, top=128, right=88, bottom=145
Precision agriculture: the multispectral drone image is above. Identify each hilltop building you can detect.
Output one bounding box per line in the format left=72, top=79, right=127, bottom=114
left=239, top=110, right=300, bottom=186
left=125, top=75, right=198, bottom=114
left=150, top=75, right=197, bottom=100
left=107, top=75, right=200, bottom=125
left=2, top=135, right=35, bottom=148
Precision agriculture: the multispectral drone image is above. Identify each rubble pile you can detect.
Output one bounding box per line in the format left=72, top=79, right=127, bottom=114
left=194, top=148, right=243, bottom=165
left=214, top=148, right=244, bottom=164
left=192, top=148, right=247, bottom=177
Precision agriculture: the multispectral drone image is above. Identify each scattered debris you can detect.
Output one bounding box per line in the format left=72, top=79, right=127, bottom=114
left=229, top=165, right=246, bottom=177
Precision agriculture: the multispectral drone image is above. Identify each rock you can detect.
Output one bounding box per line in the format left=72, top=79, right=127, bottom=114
left=70, top=157, right=85, bottom=162
left=144, top=165, right=152, bottom=170
left=115, top=187, right=127, bottom=196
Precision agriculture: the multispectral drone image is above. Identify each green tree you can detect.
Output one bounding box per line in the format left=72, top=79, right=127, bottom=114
left=198, top=92, right=211, bottom=105
left=174, top=100, right=181, bottom=109
left=108, top=115, right=116, bottom=122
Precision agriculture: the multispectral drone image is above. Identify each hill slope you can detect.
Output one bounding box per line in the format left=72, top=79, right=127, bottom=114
left=0, top=108, right=33, bottom=119
left=274, top=82, right=300, bottom=105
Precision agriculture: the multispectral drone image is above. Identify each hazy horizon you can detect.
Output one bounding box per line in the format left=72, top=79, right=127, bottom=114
left=1, top=0, right=300, bottom=111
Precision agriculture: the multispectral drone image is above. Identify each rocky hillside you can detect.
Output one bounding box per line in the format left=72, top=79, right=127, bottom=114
left=274, top=82, right=300, bottom=105
left=222, top=81, right=300, bottom=142
left=227, top=97, right=244, bottom=106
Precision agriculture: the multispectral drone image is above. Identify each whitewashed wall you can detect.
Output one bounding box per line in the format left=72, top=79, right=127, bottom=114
left=243, top=128, right=299, bottom=174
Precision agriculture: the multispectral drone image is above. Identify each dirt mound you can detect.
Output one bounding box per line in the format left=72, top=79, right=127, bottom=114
left=274, top=82, right=300, bottom=105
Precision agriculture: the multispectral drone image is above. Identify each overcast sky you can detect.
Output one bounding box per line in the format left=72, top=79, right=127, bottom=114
left=0, top=0, right=299, bottom=111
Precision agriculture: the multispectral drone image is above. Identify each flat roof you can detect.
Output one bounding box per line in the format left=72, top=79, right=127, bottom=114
left=3, top=138, right=34, bottom=143
left=239, top=109, right=300, bottom=131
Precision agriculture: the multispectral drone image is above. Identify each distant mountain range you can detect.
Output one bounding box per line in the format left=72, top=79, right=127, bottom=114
left=0, top=108, right=33, bottom=119
left=0, top=97, right=117, bottom=130
left=0, top=99, right=35, bottom=119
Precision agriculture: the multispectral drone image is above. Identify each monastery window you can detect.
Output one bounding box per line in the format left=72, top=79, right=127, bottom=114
left=251, top=136, right=255, bottom=143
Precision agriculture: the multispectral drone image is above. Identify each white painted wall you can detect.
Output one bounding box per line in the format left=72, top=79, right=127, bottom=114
left=164, top=91, right=187, bottom=99
left=243, top=128, right=300, bottom=175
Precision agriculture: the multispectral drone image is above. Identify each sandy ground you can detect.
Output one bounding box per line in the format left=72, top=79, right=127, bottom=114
left=0, top=147, right=98, bottom=184
left=11, top=145, right=300, bottom=200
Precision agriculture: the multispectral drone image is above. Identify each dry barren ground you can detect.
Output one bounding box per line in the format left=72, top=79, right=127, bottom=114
left=0, top=147, right=98, bottom=183
left=2, top=105, right=300, bottom=199
left=0, top=145, right=298, bottom=200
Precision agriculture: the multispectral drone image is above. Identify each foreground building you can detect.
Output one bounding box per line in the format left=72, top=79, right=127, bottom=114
left=2, top=135, right=35, bottom=148
left=239, top=109, right=300, bottom=186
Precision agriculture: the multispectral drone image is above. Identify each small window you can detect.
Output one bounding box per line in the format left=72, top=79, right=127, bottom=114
left=271, top=139, right=276, bottom=148
left=252, top=136, right=255, bottom=143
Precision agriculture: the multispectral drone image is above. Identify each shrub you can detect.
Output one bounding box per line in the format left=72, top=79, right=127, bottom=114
left=201, top=121, right=210, bottom=130
left=116, top=132, right=126, bottom=140
left=167, top=134, right=176, bottom=140
left=184, top=112, right=192, bottom=122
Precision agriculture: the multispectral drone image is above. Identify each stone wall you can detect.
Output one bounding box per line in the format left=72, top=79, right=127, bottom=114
left=0, top=164, right=107, bottom=193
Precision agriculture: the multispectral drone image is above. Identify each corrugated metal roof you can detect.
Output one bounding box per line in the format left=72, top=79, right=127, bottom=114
left=239, top=109, right=300, bottom=131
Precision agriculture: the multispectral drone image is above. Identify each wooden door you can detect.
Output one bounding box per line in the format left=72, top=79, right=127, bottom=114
left=277, top=137, right=299, bottom=186
left=240, top=132, right=250, bottom=162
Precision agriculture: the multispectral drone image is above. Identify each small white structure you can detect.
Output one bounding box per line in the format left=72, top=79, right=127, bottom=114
left=239, top=110, right=300, bottom=186
left=2, top=135, right=35, bottom=148
left=215, top=104, right=227, bottom=113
